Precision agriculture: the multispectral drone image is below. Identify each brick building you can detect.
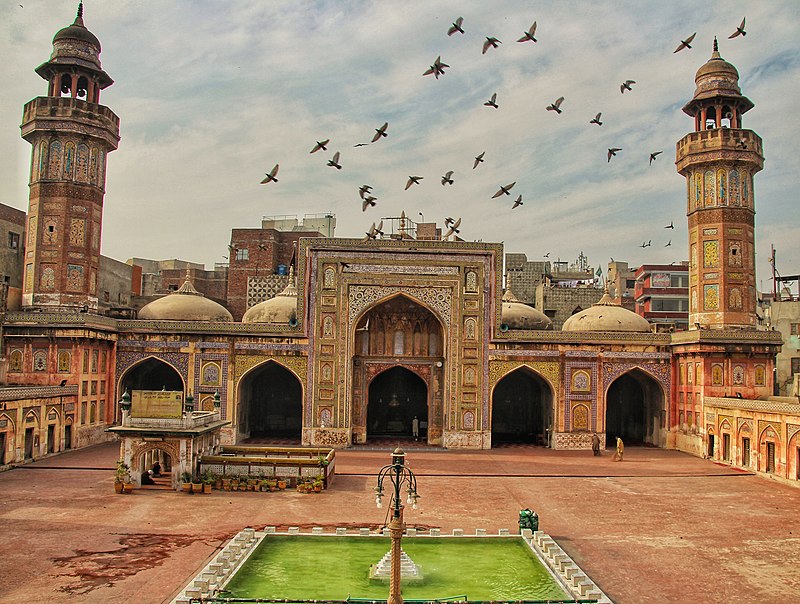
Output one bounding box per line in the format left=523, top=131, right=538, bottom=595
left=226, top=214, right=333, bottom=321
left=634, top=263, right=690, bottom=331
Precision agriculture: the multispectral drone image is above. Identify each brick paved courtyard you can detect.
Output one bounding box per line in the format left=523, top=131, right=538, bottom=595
left=1, top=442, right=799, bottom=603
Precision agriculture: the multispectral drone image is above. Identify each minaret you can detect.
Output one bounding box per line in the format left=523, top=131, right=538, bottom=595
left=20, top=3, right=120, bottom=311
left=676, top=39, right=763, bottom=329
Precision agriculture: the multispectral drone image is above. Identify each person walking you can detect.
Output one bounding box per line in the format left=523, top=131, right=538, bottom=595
left=591, top=433, right=601, bottom=456
left=614, top=437, right=624, bottom=461
left=412, top=416, right=420, bottom=441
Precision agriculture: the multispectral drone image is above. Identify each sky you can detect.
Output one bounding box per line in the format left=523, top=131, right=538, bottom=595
left=1, top=1, right=798, bottom=291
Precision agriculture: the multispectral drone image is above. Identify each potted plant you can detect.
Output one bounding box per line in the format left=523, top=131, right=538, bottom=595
left=276, top=478, right=287, bottom=490
left=222, top=476, right=231, bottom=491
left=180, top=471, right=193, bottom=493
left=202, top=469, right=217, bottom=494
left=114, top=460, right=131, bottom=494
left=313, top=478, right=324, bottom=493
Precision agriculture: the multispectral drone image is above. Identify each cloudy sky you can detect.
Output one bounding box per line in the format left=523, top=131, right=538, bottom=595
left=2, top=1, right=798, bottom=290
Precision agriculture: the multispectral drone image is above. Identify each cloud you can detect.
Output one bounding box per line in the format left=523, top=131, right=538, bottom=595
left=0, top=0, right=797, bottom=286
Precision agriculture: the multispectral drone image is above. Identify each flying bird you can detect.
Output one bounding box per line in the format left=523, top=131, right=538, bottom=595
left=327, top=151, right=342, bottom=170
left=543, top=252, right=550, bottom=258
left=547, top=97, right=564, bottom=113
left=484, top=93, right=499, bottom=109
left=473, top=151, right=485, bottom=169
left=362, top=196, right=377, bottom=212
left=354, top=142, right=369, bottom=147
left=309, top=139, right=330, bottom=154
left=260, top=164, right=279, bottom=184
left=492, top=182, right=516, bottom=198
left=665, top=240, right=672, bottom=247
left=423, top=56, right=449, bottom=79
left=371, top=122, right=389, bottom=143
left=364, top=222, right=378, bottom=240
left=729, top=17, right=746, bottom=39
left=512, top=195, right=523, bottom=209
left=441, top=170, right=454, bottom=185
left=405, top=176, right=423, bottom=190
left=448, top=16, right=464, bottom=36
left=589, top=112, right=603, bottom=126
left=620, top=80, right=636, bottom=93
left=443, top=217, right=461, bottom=238
left=445, top=216, right=455, bottom=226
left=517, top=21, right=537, bottom=43
left=607, top=148, right=622, bottom=162
left=665, top=221, right=674, bottom=229
left=639, top=240, right=651, bottom=248
left=674, top=32, right=697, bottom=53
left=482, top=37, right=501, bottom=54
left=359, top=184, right=373, bottom=199
left=649, top=151, right=663, bottom=165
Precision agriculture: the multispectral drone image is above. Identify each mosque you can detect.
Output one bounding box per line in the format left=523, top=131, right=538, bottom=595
left=2, top=6, right=798, bottom=485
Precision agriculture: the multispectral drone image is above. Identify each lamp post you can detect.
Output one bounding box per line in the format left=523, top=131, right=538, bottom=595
left=374, top=448, right=419, bottom=604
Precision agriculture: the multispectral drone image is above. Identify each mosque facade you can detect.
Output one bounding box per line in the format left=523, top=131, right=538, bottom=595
left=3, top=7, right=797, bottom=483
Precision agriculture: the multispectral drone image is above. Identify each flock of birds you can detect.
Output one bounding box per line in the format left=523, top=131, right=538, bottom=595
left=260, top=14, right=749, bottom=251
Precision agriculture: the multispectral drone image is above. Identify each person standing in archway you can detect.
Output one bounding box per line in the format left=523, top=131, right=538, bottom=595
left=591, top=433, right=601, bottom=456
left=412, top=416, right=420, bottom=441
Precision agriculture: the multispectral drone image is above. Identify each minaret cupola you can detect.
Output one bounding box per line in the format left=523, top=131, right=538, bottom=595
left=34, top=2, right=113, bottom=103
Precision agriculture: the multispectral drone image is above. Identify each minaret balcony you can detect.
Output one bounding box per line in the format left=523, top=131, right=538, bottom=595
left=21, top=96, right=119, bottom=149
left=676, top=128, right=762, bottom=174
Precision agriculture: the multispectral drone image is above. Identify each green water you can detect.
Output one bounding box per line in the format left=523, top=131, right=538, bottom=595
left=223, top=536, right=569, bottom=601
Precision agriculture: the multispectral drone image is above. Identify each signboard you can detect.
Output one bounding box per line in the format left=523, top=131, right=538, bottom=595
left=651, top=273, right=671, bottom=288
left=131, top=390, right=183, bottom=419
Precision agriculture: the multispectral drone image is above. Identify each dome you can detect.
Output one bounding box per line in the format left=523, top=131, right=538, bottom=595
left=561, top=291, right=651, bottom=333
left=500, top=286, right=551, bottom=330
left=138, top=278, right=233, bottom=322
left=53, top=5, right=101, bottom=52
left=242, top=271, right=298, bottom=324
left=687, top=38, right=751, bottom=110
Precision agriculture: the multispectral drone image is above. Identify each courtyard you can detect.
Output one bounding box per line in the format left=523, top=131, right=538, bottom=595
left=1, top=442, right=798, bottom=603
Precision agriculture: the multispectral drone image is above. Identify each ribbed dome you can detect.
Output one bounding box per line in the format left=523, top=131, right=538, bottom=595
left=53, top=4, right=101, bottom=51
left=242, top=270, right=298, bottom=324
left=138, top=277, right=233, bottom=322
left=500, top=285, right=551, bottom=330
left=685, top=38, right=752, bottom=113
left=561, top=291, right=650, bottom=333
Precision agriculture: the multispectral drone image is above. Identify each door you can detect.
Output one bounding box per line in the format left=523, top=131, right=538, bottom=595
left=707, top=434, right=715, bottom=458
left=0, top=432, right=5, bottom=465
left=742, top=437, right=750, bottom=467
left=47, top=424, right=56, bottom=454
left=64, top=424, right=72, bottom=450
left=766, top=442, right=775, bottom=473
left=722, top=433, right=730, bottom=461
left=24, top=428, right=34, bottom=460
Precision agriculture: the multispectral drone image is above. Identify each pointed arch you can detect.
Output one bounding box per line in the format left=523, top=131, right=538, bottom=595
left=605, top=367, right=665, bottom=447
left=491, top=365, right=554, bottom=446
left=236, top=359, right=304, bottom=442
left=366, top=366, right=428, bottom=440
left=117, top=355, right=186, bottom=398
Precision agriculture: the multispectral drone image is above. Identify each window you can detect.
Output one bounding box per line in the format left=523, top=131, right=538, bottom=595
left=670, top=274, right=688, bottom=287
left=766, top=442, right=775, bottom=473
left=791, top=323, right=799, bottom=336
left=792, top=358, right=800, bottom=375
left=8, top=232, right=19, bottom=250
left=236, top=248, right=249, bottom=261
left=82, top=380, right=88, bottom=396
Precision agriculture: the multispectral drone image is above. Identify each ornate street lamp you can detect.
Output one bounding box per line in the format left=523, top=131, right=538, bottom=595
left=374, top=448, right=419, bottom=604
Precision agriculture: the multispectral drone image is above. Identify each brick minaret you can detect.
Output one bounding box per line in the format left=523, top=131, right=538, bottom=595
left=676, top=39, right=764, bottom=330
left=20, top=3, right=120, bottom=311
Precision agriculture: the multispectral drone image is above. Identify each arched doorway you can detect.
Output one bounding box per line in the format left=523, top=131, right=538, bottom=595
left=367, top=367, right=428, bottom=439
left=491, top=366, right=553, bottom=445
left=605, top=369, right=664, bottom=447
left=238, top=361, right=303, bottom=442
left=137, top=448, right=174, bottom=489
left=120, top=357, right=184, bottom=394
